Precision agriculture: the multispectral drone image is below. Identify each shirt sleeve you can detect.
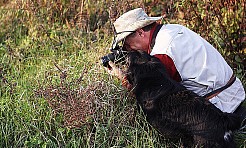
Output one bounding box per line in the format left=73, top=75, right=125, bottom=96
left=153, top=54, right=182, bottom=82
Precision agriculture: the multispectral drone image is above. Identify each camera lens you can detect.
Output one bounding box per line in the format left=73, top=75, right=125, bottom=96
left=101, top=45, right=127, bottom=68
left=101, top=53, right=115, bottom=68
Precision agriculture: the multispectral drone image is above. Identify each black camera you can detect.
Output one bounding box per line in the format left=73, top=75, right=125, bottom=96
left=101, top=45, right=127, bottom=68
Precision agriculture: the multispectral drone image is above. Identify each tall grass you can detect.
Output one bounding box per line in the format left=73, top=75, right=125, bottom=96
left=0, top=0, right=245, bottom=147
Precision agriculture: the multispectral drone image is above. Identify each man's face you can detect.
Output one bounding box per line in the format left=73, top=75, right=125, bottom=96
left=123, top=29, right=149, bottom=52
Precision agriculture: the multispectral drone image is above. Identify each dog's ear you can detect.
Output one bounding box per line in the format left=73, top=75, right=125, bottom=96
left=126, top=51, right=150, bottom=85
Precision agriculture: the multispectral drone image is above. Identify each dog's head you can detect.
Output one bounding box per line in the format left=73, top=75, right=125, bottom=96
left=126, top=50, right=169, bottom=88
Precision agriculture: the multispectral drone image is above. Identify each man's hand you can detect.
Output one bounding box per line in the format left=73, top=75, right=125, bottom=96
left=107, top=61, right=124, bottom=80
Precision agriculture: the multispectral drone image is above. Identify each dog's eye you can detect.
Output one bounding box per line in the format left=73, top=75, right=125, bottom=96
left=143, top=99, right=154, bottom=110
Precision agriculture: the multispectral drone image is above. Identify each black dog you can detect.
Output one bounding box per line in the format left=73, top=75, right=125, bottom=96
left=125, top=50, right=241, bottom=148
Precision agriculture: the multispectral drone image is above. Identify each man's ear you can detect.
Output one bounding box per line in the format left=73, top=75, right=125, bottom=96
left=136, top=29, right=145, bottom=37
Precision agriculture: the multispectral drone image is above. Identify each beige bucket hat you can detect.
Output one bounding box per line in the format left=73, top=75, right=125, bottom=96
left=111, top=8, right=162, bottom=49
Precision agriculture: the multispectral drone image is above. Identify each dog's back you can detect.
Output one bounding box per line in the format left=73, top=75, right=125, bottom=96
left=126, top=50, right=241, bottom=147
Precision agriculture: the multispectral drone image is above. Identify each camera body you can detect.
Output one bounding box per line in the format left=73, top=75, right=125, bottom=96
left=101, top=45, right=127, bottom=68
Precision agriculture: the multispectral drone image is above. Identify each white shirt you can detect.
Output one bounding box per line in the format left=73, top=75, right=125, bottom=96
left=150, top=24, right=245, bottom=113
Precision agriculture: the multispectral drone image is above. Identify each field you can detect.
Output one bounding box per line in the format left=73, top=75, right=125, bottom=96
left=0, top=0, right=245, bottom=147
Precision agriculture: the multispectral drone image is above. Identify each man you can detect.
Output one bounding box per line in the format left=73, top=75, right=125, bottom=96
left=107, top=8, right=246, bottom=119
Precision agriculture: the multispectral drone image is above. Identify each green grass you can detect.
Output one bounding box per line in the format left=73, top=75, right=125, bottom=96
left=0, top=1, right=245, bottom=147
left=1, top=24, right=173, bottom=147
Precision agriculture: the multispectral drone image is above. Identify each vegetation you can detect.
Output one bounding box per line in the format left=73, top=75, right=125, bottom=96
left=0, top=0, right=245, bottom=147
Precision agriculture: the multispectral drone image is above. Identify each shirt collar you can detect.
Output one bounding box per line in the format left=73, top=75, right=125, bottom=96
left=147, top=23, right=159, bottom=54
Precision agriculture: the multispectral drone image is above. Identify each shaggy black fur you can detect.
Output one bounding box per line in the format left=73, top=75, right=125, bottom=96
left=126, top=50, right=241, bottom=148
